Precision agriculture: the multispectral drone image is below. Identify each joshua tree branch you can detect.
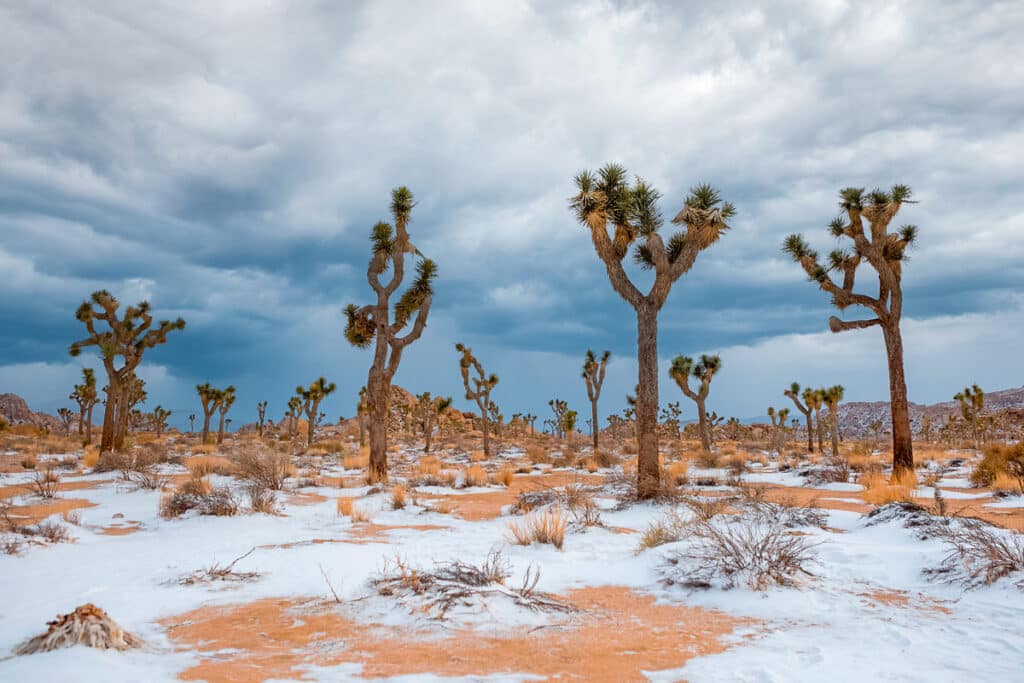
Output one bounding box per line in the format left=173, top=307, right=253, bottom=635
left=828, top=316, right=881, bottom=332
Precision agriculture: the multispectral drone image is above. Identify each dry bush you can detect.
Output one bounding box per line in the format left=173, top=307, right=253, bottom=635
left=862, top=470, right=917, bottom=506
left=82, top=447, right=100, bottom=469
left=2, top=534, right=22, bottom=555
left=160, top=479, right=239, bottom=518
left=35, top=520, right=72, bottom=543
left=20, top=455, right=37, bottom=470
left=571, top=499, right=603, bottom=529
left=246, top=481, right=278, bottom=514
left=991, top=472, right=1024, bottom=495
left=593, top=450, right=619, bottom=468
left=507, top=508, right=568, bottom=550
left=806, top=457, right=851, bottom=486
left=350, top=503, right=371, bottom=523
left=697, top=450, right=720, bottom=468
left=336, top=497, right=354, bottom=517
left=681, top=495, right=733, bottom=521
left=439, top=470, right=458, bottom=488
left=925, top=518, right=1024, bottom=589
left=343, top=448, right=370, bottom=470
left=638, top=509, right=692, bottom=552
left=391, top=484, right=408, bottom=510
left=180, top=547, right=260, bottom=585
left=582, top=458, right=599, bottom=473
left=525, top=443, right=550, bottom=465
left=662, top=517, right=818, bottom=590
left=416, top=455, right=441, bottom=477
left=664, top=460, right=689, bottom=486
left=739, top=494, right=828, bottom=529
left=971, top=442, right=1024, bottom=491
left=723, top=453, right=747, bottom=476
left=430, top=498, right=456, bottom=515
left=491, top=464, right=515, bottom=487
left=462, top=465, right=488, bottom=488
left=29, top=465, right=61, bottom=499
left=469, top=450, right=487, bottom=463
left=234, top=450, right=292, bottom=490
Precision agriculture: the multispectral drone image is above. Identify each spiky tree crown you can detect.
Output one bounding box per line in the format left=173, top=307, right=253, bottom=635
left=70, top=290, right=185, bottom=362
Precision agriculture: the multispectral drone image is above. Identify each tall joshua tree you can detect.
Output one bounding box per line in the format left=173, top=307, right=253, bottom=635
left=297, top=377, right=336, bottom=446
left=766, top=406, right=791, bottom=454
left=216, top=386, right=236, bottom=444
left=69, top=368, right=98, bottom=444
left=69, top=291, right=185, bottom=453
left=548, top=399, right=569, bottom=440
left=196, top=384, right=222, bottom=444
left=669, top=354, right=722, bottom=453
left=256, top=401, right=268, bottom=437
left=784, top=382, right=815, bottom=453
left=456, top=343, right=499, bottom=455
left=822, top=385, right=845, bottom=456
left=805, top=388, right=826, bottom=453
left=582, top=349, right=611, bottom=451
left=783, top=185, right=918, bottom=473
left=57, top=408, right=75, bottom=436
left=954, top=384, right=985, bottom=450
left=572, top=166, right=734, bottom=498
left=152, top=405, right=171, bottom=438
left=345, top=187, right=437, bottom=482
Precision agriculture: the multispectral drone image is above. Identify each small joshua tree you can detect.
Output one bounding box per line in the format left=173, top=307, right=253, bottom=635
left=805, top=388, right=826, bottom=453
left=345, top=187, right=437, bottom=482
left=256, top=401, right=268, bottom=437
left=152, top=405, right=171, bottom=438
left=954, top=385, right=985, bottom=450
left=784, top=382, right=815, bottom=453
left=188, top=414, right=195, bottom=434
left=456, top=343, right=499, bottom=455
left=286, top=396, right=302, bottom=438
left=822, top=385, right=845, bottom=456
left=571, top=167, right=734, bottom=498
left=767, top=406, right=791, bottom=455
left=415, top=392, right=454, bottom=454
left=582, top=349, right=611, bottom=451
left=296, top=377, right=336, bottom=446
left=57, top=408, right=75, bottom=436
left=69, top=368, right=98, bottom=444
left=783, top=185, right=918, bottom=474
left=564, top=410, right=578, bottom=439
left=548, top=399, right=569, bottom=440
left=216, top=386, right=236, bottom=444
left=69, top=291, right=185, bottom=453
left=196, top=383, right=222, bottom=444
left=669, top=354, right=722, bottom=453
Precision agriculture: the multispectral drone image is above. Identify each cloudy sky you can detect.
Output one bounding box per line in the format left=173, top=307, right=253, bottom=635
left=1, top=0, right=1022, bottom=430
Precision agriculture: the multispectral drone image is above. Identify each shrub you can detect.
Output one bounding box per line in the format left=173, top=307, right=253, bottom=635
left=593, top=449, right=619, bottom=468
left=246, top=481, right=278, bottom=514
left=971, top=442, right=1024, bottom=490
left=491, top=464, right=515, bottom=487
left=35, top=520, right=72, bottom=543
left=506, top=508, right=567, bottom=550
left=665, top=460, right=688, bottom=486
left=234, top=450, right=292, bottom=490
left=861, top=470, right=916, bottom=506
left=343, top=448, right=370, bottom=470
left=462, top=465, right=488, bottom=488
left=637, top=509, right=692, bottom=552
left=350, top=503, right=371, bottom=523
left=525, top=444, right=549, bottom=465
left=29, top=465, right=61, bottom=499
left=416, top=455, right=442, bottom=478
left=20, top=455, right=37, bottom=470
left=160, top=480, right=239, bottom=518
left=925, top=517, right=1024, bottom=589
left=336, top=497, right=354, bottom=517
left=391, top=484, right=408, bottom=510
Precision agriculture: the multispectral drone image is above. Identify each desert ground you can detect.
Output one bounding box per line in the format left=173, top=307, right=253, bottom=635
left=1, top=421, right=1022, bottom=682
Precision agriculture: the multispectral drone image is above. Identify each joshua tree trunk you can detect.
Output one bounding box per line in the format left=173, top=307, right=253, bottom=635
left=201, top=413, right=212, bottom=444
left=696, top=399, right=711, bottom=452
left=636, top=308, right=660, bottom=498
left=367, top=368, right=389, bottom=481
left=830, top=412, right=840, bottom=456
left=884, top=322, right=913, bottom=473
left=217, top=413, right=226, bottom=444
left=814, top=407, right=824, bottom=453
left=358, top=415, right=366, bottom=447
left=590, top=400, right=599, bottom=451
left=85, top=403, right=95, bottom=444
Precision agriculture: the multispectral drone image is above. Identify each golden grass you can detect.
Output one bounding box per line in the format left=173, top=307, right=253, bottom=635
left=463, top=465, right=488, bottom=488
left=506, top=508, right=567, bottom=550
left=343, top=447, right=370, bottom=470
left=991, top=472, right=1024, bottom=495
left=350, top=504, right=371, bottom=523
left=525, top=444, right=549, bottom=464
left=439, top=470, right=458, bottom=488
left=416, top=455, right=441, bottom=477
left=491, top=464, right=515, bottom=487
left=469, top=450, right=487, bottom=463
left=186, top=455, right=236, bottom=478
left=664, top=460, right=688, bottom=486
left=336, top=497, right=354, bottom=517
left=82, top=446, right=100, bottom=469
left=431, top=498, right=456, bottom=515
left=391, top=484, right=407, bottom=510
left=861, top=470, right=917, bottom=506
left=191, top=443, right=218, bottom=454
left=583, top=458, right=599, bottom=473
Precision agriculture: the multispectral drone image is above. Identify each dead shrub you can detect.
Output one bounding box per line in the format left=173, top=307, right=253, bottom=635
left=234, top=450, right=292, bottom=490
left=2, top=534, right=22, bottom=555
left=862, top=470, right=917, bottom=506
left=160, top=480, right=239, bottom=518
left=970, top=441, right=1024, bottom=490
left=491, top=464, right=515, bottom=487
left=35, top=520, right=72, bottom=543
left=593, top=449, right=619, bottom=468
left=14, top=604, right=144, bottom=654
left=29, top=465, right=61, bottom=499
left=20, top=455, right=37, bottom=470
left=246, top=481, right=278, bottom=514
left=350, top=504, right=371, bottom=523
left=681, top=495, right=733, bottom=521
left=391, top=484, right=408, bottom=510
left=525, top=443, right=550, bottom=465
left=336, top=497, right=354, bottom=517
left=925, top=517, right=1024, bottom=589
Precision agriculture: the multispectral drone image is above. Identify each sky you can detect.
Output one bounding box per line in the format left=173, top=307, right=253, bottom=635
left=1, top=0, right=1022, bottom=430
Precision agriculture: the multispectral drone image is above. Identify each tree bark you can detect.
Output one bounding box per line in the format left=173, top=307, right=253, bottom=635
left=636, top=307, right=660, bottom=498
left=591, top=399, right=599, bottom=452
left=217, top=413, right=225, bottom=444
left=883, top=322, right=914, bottom=473
left=830, top=410, right=840, bottom=456
left=201, top=411, right=212, bottom=444
left=113, top=383, right=130, bottom=451
left=481, top=410, right=491, bottom=457
left=367, top=369, right=389, bottom=483
left=804, top=413, right=813, bottom=453
left=85, top=404, right=94, bottom=444
left=814, top=407, right=824, bottom=452
left=696, top=399, right=711, bottom=453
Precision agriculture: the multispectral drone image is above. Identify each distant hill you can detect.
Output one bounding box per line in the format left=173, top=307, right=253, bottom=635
left=836, top=386, right=1024, bottom=437
left=0, top=393, right=62, bottom=431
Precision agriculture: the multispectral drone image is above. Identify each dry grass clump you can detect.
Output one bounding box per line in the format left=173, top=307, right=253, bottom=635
left=28, top=465, right=61, bottom=499
left=925, top=518, right=1024, bottom=589
left=506, top=508, right=568, bottom=550
left=416, top=455, right=442, bottom=477
left=723, top=453, right=747, bottom=476
left=20, top=454, right=37, bottom=470
left=439, top=469, right=458, bottom=488
left=160, top=477, right=239, bottom=518
left=14, top=603, right=143, bottom=655
left=491, top=464, right=515, bottom=487
left=350, top=504, right=371, bottom=523
left=1, top=501, right=73, bottom=547
left=234, top=450, right=292, bottom=490
left=336, top=497, right=354, bottom=517
left=391, top=484, right=408, bottom=510
left=593, top=449, right=619, bottom=468
left=245, top=481, right=278, bottom=514
left=82, top=447, right=100, bottom=469
left=638, top=509, right=692, bottom=552
left=469, top=450, right=487, bottom=463
left=462, top=464, right=488, bottom=488
left=343, top=447, right=370, bottom=470
left=525, top=443, right=550, bottom=465
left=662, top=516, right=819, bottom=590
left=697, top=450, right=720, bottom=468
left=970, top=442, right=1024, bottom=491
left=861, top=470, right=917, bottom=506
left=664, top=460, right=688, bottom=486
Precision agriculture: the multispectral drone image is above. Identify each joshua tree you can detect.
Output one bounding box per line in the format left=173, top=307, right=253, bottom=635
left=953, top=384, right=986, bottom=450
left=196, top=384, right=222, bottom=444
left=456, top=343, right=499, bottom=455
left=216, top=386, right=236, bottom=444
left=256, top=401, right=268, bottom=437
left=660, top=402, right=682, bottom=440
left=805, top=388, right=826, bottom=453
left=345, top=187, right=437, bottom=483
left=356, top=387, right=369, bottom=447
left=767, top=406, right=791, bottom=455
left=152, top=405, right=171, bottom=438
left=286, top=396, right=302, bottom=437
left=572, top=167, right=734, bottom=497
left=920, top=415, right=934, bottom=444
left=296, top=377, right=336, bottom=446
left=564, top=410, right=578, bottom=438
left=415, top=392, right=454, bottom=453
left=822, top=385, right=845, bottom=456
left=57, top=408, right=75, bottom=436
left=548, top=399, right=569, bottom=440
left=582, top=349, right=611, bottom=451
left=69, top=368, right=98, bottom=444
left=523, top=413, right=537, bottom=435
left=869, top=419, right=884, bottom=449
left=784, top=382, right=815, bottom=453
left=188, top=414, right=195, bottom=434
left=669, top=354, right=722, bottom=453
left=707, top=411, right=725, bottom=446
left=783, top=185, right=918, bottom=473
left=69, top=291, right=184, bottom=452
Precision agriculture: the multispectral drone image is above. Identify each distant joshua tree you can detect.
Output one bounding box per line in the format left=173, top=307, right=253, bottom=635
left=582, top=349, right=611, bottom=451
left=286, top=396, right=303, bottom=437
left=296, top=377, right=337, bottom=446
left=57, top=408, right=75, bottom=436
left=767, top=406, right=791, bottom=454
left=188, top=414, right=195, bottom=434
left=345, top=187, right=437, bottom=483
left=152, top=405, right=171, bottom=438
left=256, top=401, right=268, bottom=437
left=572, top=166, right=734, bottom=498
left=415, top=392, right=454, bottom=453
left=805, top=388, right=826, bottom=453
left=954, top=384, right=985, bottom=450
left=196, top=384, right=222, bottom=444
left=564, top=409, right=578, bottom=437
left=456, top=343, right=499, bottom=455
left=784, top=382, right=815, bottom=453
left=548, top=399, right=569, bottom=440
left=669, top=354, right=722, bottom=453
left=69, top=290, right=185, bottom=453
left=822, top=385, right=845, bottom=456
left=783, top=185, right=918, bottom=474
left=216, top=386, right=236, bottom=444
left=69, top=368, right=98, bottom=444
